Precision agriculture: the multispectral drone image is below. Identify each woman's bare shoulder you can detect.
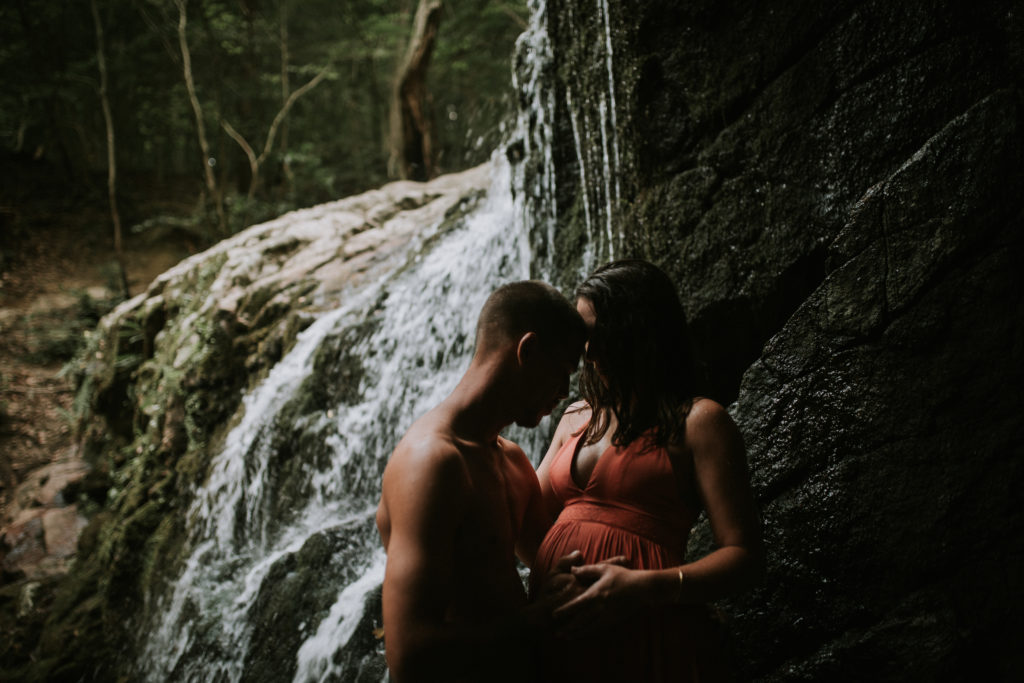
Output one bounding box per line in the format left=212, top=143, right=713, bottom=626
left=684, top=397, right=744, bottom=454
left=558, top=400, right=591, bottom=433
left=687, top=396, right=728, bottom=420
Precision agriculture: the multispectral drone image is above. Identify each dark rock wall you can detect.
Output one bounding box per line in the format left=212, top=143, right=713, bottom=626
left=533, top=0, right=1023, bottom=679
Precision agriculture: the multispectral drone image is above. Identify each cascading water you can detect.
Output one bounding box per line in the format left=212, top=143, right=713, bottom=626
left=510, top=0, right=560, bottom=280
left=140, top=154, right=559, bottom=682
left=510, top=0, right=622, bottom=280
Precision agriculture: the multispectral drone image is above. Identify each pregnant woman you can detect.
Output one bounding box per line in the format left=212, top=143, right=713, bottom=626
left=531, top=259, right=763, bottom=682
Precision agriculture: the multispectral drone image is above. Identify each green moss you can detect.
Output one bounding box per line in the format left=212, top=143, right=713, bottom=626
left=0, top=576, right=61, bottom=676
left=75, top=510, right=115, bottom=560
left=139, top=514, right=187, bottom=615
left=19, top=243, right=319, bottom=676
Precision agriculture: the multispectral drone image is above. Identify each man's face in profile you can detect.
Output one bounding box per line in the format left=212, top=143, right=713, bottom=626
left=513, top=338, right=582, bottom=428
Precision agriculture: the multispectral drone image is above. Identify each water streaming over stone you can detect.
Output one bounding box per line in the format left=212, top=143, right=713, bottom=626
left=510, top=0, right=564, bottom=279
left=140, top=154, right=559, bottom=682
left=510, top=0, right=621, bottom=275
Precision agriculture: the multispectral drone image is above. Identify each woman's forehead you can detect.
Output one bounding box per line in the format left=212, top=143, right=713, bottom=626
left=575, top=297, right=597, bottom=323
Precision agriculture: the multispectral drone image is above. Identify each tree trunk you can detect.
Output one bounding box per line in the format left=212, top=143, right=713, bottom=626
left=388, top=0, right=442, bottom=181
left=90, top=0, right=130, bottom=298
left=279, top=0, right=293, bottom=191
left=175, top=0, right=227, bottom=235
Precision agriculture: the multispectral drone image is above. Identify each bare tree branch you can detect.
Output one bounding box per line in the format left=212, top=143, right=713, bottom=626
left=220, top=62, right=332, bottom=199
left=175, top=0, right=227, bottom=234
left=220, top=118, right=259, bottom=198
left=258, top=64, right=331, bottom=167
left=497, top=4, right=528, bottom=30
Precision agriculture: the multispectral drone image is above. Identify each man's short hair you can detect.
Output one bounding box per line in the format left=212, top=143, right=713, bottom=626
left=475, top=281, right=585, bottom=354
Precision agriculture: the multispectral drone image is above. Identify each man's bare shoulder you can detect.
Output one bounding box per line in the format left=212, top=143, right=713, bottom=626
left=496, top=436, right=533, bottom=472
left=384, top=417, right=469, bottom=497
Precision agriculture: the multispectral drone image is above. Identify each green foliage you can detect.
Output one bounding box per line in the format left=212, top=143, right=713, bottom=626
left=1, top=0, right=526, bottom=239
left=433, top=1, right=529, bottom=168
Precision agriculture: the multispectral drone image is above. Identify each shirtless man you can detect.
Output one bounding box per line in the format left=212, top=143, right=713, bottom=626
left=376, top=281, right=587, bottom=683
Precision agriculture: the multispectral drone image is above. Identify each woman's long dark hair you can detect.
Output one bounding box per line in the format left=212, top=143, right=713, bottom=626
left=575, top=259, right=699, bottom=449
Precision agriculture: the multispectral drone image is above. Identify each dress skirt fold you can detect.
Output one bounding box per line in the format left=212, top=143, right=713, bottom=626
left=530, top=431, right=728, bottom=683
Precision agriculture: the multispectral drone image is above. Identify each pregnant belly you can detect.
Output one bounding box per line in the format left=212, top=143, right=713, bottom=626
left=532, top=503, right=686, bottom=593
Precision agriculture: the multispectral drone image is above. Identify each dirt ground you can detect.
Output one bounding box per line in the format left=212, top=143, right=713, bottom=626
left=0, top=195, right=192, bottom=533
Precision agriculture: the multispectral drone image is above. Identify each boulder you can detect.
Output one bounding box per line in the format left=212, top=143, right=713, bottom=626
left=1, top=509, right=45, bottom=580
left=41, top=506, right=87, bottom=560
left=1, top=457, right=89, bottom=580
left=0, top=164, right=493, bottom=682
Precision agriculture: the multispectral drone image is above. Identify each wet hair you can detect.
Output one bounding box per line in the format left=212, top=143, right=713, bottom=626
left=475, top=280, right=586, bottom=355
left=575, top=259, right=699, bottom=449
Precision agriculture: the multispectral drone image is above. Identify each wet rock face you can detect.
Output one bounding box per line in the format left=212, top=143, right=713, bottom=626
left=241, top=519, right=385, bottom=683
left=731, top=90, right=1024, bottom=681
left=541, top=0, right=1021, bottom=404
left=536, top=0, right=1024, bottom=680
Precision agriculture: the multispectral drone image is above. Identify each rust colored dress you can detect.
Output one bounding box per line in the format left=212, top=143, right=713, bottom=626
left=530, top=429, right=727, bottom=683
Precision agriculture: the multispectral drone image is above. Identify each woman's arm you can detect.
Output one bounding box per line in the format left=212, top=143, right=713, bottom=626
left=534, top=402, right=590, bottom=523
left=674, top=398, right=764, bottom=597
left=516, top=402, right=589, bottom=569
left=552, top=399, right=763, bottom=633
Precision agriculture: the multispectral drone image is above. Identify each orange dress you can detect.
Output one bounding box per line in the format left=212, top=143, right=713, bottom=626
left=530, top=430, right=726, bottom=683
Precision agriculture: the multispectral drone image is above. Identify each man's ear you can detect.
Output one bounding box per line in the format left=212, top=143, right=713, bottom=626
left=515, top=332, right=538, bottom=367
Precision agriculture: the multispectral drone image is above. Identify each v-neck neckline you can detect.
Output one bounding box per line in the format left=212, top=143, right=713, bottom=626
left=567, top=431, right=617, bottom=491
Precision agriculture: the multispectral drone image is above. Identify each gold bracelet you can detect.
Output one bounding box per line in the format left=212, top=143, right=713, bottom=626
left=676, top=568, right=685, bottom=603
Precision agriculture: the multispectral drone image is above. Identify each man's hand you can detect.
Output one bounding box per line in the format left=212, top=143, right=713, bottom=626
left=552, top=549, right=585, bottom=574
left=524, top=550, right=586, bottom=634
left=551, top=559, right=641, bottom=637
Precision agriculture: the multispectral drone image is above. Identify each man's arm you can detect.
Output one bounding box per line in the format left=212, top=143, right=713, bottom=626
left=380, top=439, right=467, bottom=682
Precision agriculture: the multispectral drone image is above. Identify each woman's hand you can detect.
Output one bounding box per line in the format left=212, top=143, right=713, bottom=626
left=550, top=557, right=639, bottom=637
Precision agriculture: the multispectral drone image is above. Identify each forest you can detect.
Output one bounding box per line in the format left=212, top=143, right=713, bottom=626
left=1, top=0, right=527, bottom=257
left=0, top=0, right=526, bottom=491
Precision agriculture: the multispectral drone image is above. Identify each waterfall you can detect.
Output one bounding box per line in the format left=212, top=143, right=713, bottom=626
left=139, top=154, right=560, bottom=681
left=511, top=0, right=567, bottom=281
left=510, top=0, right=621, bottom=280
left=565, top=85, right=596, bottom=260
